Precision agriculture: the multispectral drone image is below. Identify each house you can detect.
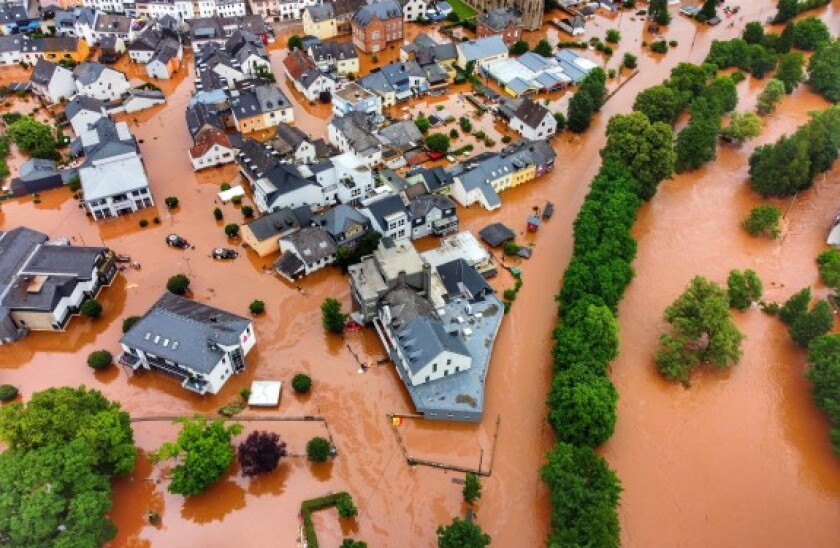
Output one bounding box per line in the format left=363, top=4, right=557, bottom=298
left=252, top=162, right=326, bottom=213
left=72, top=7, right=98, bottom=44
left=248, top=0, right=313, bottom=22
left=240, top=205, right=313, bottom=257
left=189, top=125, right=237, bottom=171
left=405, top=165, right=453, bottom=194
left=18, top=36, right=90, bottom=65
left=65, top=94, right=107, bottom=134
left=476, top=8, right=522, bottom=47
left=73, top=62, right=131, bottom=100
left=92, top=12, right=135, bottom=44
left=332, top=82, right=382, bottom=118
left=308, top=40, right=358, bottom=76
left=327, top=111, right=382, bottom=167
left=397, top=0, right=426, bottom=21
left=407, top=193, right=458, bottom=239
left=315, top=204, right=371, bottom=247
left=420, top=231, right=495, bottom=276
left=351, top=0, right=403, bottom=53
left=128, top=25, right=180, bottom=64
left=229, top=83, right=294, bottom=133
left=302, top=3, right=337, bottom=39
left=235, top=137, right=282, bottom=188
left=275, top=226, right=337, bottom=280
left=185, top=101, right=225, bottom=138
left=9, top=159, right=73, bottom=197
left=226, top=30, right=269, bottom=75
left=455, top=35, right=508, bottom=70
left=0, top=35, right=24, bottom=65
left=498, top=96, right=557, bottom=140
left=283, top=49, right=336, bottom=102
left=304, top=151, right=375, bottom=205
left=29, top=59, right=75, bottom=104
left=484, top=51, right=574, bottom=97
left=146, top=41, right=181, bottom=78
left=377, top=119, right=423, bottom=155
left=556, top=15, right=585, bottom=36
left=269, top=122, right=316, bottom=164
left=119, top=292, right=255, bottom=394
left=194, top=44, right=247, bottom=88
left=98, top=35, right=126, bottom=63
left=0, top=5, right=41, bottom=35
left=361, top=193, right=410, bottom=240
left=358, top=60, right=429, bottom=105
left=0, top=227, right=117, bottom=343
left=121, top=88, right=167, bottom=112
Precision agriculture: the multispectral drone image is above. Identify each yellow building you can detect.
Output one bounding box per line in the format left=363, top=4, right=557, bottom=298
left=508, top=163, right=536, bottom=188
left=43, top=37, right=90, bottom=63
left=241, top=208, right=312, bottom=257
left=303, top=5, right=338, bottom=39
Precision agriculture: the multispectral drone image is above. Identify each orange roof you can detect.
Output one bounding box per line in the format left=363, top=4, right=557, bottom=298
left=190, top=126, right=232, bottom=158
left=282, top=50, right=316, bottom=81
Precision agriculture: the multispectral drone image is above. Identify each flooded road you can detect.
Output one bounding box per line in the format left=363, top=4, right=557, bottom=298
left=1, top=1, right=839, bottom=546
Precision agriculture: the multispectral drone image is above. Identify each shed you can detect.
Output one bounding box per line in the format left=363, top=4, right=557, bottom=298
left=479, top=223, right=515, bottom=247
left=248, top=380, right=282, bottom=406
left=218, top=185, right=245, bottom=203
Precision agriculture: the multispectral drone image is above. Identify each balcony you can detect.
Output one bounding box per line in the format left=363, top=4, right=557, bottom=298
left=432, top=216, right=459, bottom=235
left=182, top=377, right=209, bottom=395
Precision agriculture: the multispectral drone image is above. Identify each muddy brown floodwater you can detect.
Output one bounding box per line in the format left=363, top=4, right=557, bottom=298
left=1, top=1, right=839, bottom=546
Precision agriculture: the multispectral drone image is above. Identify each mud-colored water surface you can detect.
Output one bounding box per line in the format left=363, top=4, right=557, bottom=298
left=1, top=2, right=839, bottom=546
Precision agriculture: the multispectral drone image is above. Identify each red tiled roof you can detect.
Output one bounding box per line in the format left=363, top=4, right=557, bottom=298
left=190, top=126, right=232, bottom=158
left=282, top=50, right=316, bottom=81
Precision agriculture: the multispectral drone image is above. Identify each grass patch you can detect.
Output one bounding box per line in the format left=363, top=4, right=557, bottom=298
left=447, top=0, right=477, bottom=19
left=300, top=492, right=351, bottom=548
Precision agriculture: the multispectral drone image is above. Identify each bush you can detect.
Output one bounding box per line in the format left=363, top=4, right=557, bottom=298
left=80, top=299, right=102, bottom=318
left=0, top=384, right=19, bottom=401
left=87, top=350, right=113, bottom=370
left=510, top=40, right=529, bottom=55
left=425, top=133, right=450, bottom=153
left=336, top=493, right=358, bottom=519
left=239, top=387, right=251, bottom=400
left=649, top=41, right=668, bottom=54
left=415, top=115, right=430, bottom=133
left=622, top=52, right=637, bottom=69
left=727, top=269, right=763, bottom=311
left=503, top=288, right=518, bottom=301
left=241, top=205, right=254, bottom=219
left=306, top=436, right=331, bottom=462
left=790, top=300, right=833, bottom=347
left=220, top=182, right=231, bottom=191
left=287, top=35, right=303, bottom=50
left=321, top=297, right=346, bottom=333
left=805, top=334, right=840, bottom=455
left=139, top=219, right=149, bottom=228
left=213, top=207, right=223, bottom=220
left=225, top=224, right=240, bottom=238
left=153, top=217, right=160, bottom=224
left=756, top=79, right=785, bottom=116
left=503, top=241, right=519, bottom=256
left=501, top=135, right=512, bottom=143
left=166, top=274, right=190, bottom=295
left=249, top=299, right=265, bottom=314
left=779, top=287, right=811, bottom=325
left=817, top=249, right=840, bottom=289
left=553, top=112, right=566, bottom=131
left=122, top=315, right=140, bottom=333
left=164, top=196, right=179, bottom=208
left=463, top=471, right=482, bottom=503
left=231, top=195, right=242, bottom=205
left=449, top=128, right=458, bottom=139
left=606, top=29, right=620, bottom=44
left=292, top=373, right=312, bottom=393
left=741, top=205, right=781, bottom=238
left=237, top=431, right=287, bottom=476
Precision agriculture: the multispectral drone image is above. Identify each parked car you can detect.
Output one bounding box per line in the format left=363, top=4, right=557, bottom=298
left=212, top=248, right=238, bottom=260
left=166, top=234, right=189, bottom=249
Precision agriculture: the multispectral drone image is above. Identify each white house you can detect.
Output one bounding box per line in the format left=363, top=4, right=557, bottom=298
left=252, top=163, right=327, bottom=213
left=189, top=126, right=236, bottom=171
left=361, top=193, right=410, bottom=240
left=275, top=226, right=337, bottom=281
left=398, top=0, right=427, bottom=21
left=74, top=62, right=131, bottom=101
left=0, top=35, right=23, bottom=65
left=269, top=122, right=317, bottom=164
left=119, top=292, right=256, bottom=395
left=304, top=151, right=375, bottom=205
left=327, top=111, right=383, bottom=168
left=65, top=95, right=108, bottom=134
left=455, top=35, right=508, bottom=70
left=499, top=96, right=558, bottom=141
left=29, top=60, right=76, bottom=104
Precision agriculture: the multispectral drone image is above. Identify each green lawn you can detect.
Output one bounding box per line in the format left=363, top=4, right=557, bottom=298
left=447, top=0, right=478, bottom=19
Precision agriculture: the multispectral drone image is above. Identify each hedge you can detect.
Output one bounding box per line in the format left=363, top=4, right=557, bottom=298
left=300, top=492, right=351, bottom=548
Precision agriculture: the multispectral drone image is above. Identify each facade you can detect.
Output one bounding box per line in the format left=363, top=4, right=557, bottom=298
left=283, top=49, right=336, bottom=102
left=73, top=62, right=131, bottom=100
left=29, top=59, right=75, bottom=104
left=308, top=40, right=358, bottom=75
left=305, top=151, right=375, bottom=205
left=275, top=226, right=337, bottom=280
left=476, top=8, right=522, bottom=46
left=0, top=227, right=117, bottom=344
left=351, top=0, right=403, bottom=53
left=397, top=0, right=426, bottom=21
left=17, top=36, right=90, bottom=65
left=315, top=204, right=371, bottom=247
left=302, top=3, right=336, bottom=39
left=119, top=292, right=255, bottom=394
left=269, top=122, right=316, bottom=164
left=361, top=194, right=410, bottom=241
left=498, top=96, right=557, bottom=140
left=65, top=94, right=107, bottom=134
left=332, top=82, right=383, bottom=118
left=463, top=0, right=542, bottom=30
left=328, top=111, right=383, bottom=167
left=146, top=42, right=181, bottom=78
left=229, top=84, right=294, bottom=133
left=407, top=194, right=458, bottom=239
left=189, top=125, right=236, bottom=170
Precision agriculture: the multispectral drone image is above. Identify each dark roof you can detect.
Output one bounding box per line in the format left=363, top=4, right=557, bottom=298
left=316, top=204, right=369, bottom=239
left=408, top=194, right=455, bottom=218
left=94, top=13, right=132, bottom=34
left=280, top=226, right=337, bottom=267
left=0, top=227, right=49, bottom=299
left=333, top=0, right=368, bottom=17
left=510, top=97, right=551, bottom=129
left=275, top=250, right=305, bottom=279
left=236, top=138, right=281, bottom=180
left=9, top=159, right=64, bottom=197
left=231, top=84, right=291, bottom=119
left=436, top=259, right=492, bottom=301
left=263, top=163, right=319, bottom=201
left=406, top=166, right=453, bottom=192
left=477, top=8, right=522, bottom=32
left=478, top=223, right=515, bottom=247
left=121, top=293, right=251, bottom=375
left=73, top=62, right=109, bottom=86
left=309, top=41, right=357, bottom=64
left=352, top=0, right=403, bottom=27
left=30, top=59, right=59, bottom=86
left=365, top=194, right=407, bottom=229
left=185, top=102, right=223, bottom=138
left=270, top=122, right=308, bottom=156
left=244, top=206, right=313, bottom=241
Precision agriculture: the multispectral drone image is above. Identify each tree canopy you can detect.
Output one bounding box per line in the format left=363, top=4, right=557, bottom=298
left=532, top=38, right=553, bottom=58
left=790, top=300, right=834, bottom=347
left=805, top=334, right=840, bottom=454
left=780, top=287, right=812, bottom=325
left=648, top=0, right=671, bottom=25
left=152, top=416, right=242, bottom=496
left=552, top=303, right=619, bottom=373
left=436, top=517, right=490, bottom=548
left=632, top=84, right=682, bottom=125
left=425, top=133, right=450, bottom=154
left=727, top=269, right=763, bottom=311
left=808, top=40, right=840, bottom=103
left=321, top=297, right=346, bottom=333
left=655, top=276, right=745, bottom=384
left=5, top=117, right=60, bottom=160
left=756, top=79, right=786, bottom=116
left=742, top=205, right=781, bottom=238
left=547, top=364, right=618, bottom=447
left=776, top=51, right=805, bottom=94
left=817, top=248, right=840, bottom=289
left=238, top=431, right=287, bottom=477
left=791, top=17, right=831, bottom=51
left=462, top=472, right=481, bottom=504
left=720, top=112, right=763, bottom=143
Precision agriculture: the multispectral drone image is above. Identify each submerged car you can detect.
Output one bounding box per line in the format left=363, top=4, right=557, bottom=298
left=166, top=234, right=189, bottom=249
left=212, top=248, right=238, bottom=260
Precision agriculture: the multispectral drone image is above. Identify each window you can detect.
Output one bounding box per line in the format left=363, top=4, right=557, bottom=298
left=433, top=363, right=437, bottom=372
left=447, top=359, right=451, bottom=365
left=425, top=376, right=430, bottom=383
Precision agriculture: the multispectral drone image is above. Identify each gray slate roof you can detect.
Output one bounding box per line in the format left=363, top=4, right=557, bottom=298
left=121, top=292, right=251, bottom=375
left=30, top=59, right=59, bottom=86
left=436, top=258, right=492, bottom=301
left=457, top=35, right=507, bottom=62
left=281, top=226, right=337, bottom=267
left=316, top=204, right=369, bottom=239
left=245, top=205, right=313, bottom=241
left=478, top=8, right=521, bottom=31
left=73, top=62, right=108, bottom=86
left=352, top=0, right=402, bottom=27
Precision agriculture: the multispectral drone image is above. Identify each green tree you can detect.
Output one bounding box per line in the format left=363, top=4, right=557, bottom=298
left=336, top=493, right=358, bottom=519
left=436, top=517, right=491, bottom=548
left=459, top=116, right=472, bottom=132
left=463, top=472, right=482, bottom=503
left=225, top=223, right=240, bottom=238
left=756, top=78, right=786, bottom=115
left=808, top=40, right=840, bottom=103
left=213, top=207, right=223, bottom=220
left=792, top=17, right=831, bottom=51
left=665, top=63, right=709, bottom=106
left=5, top=117, right=59, bottom=160
left=164, top=196, right=179, bottom=208
left=748, top=133, right=811, bottom=197
left=606, top=29, right=621, bottom=44
left=720, top=111, right=763, bottom=143
left=601, top=112, right=676, bottom=200
left=541, top=442, right=621, bottom=548
left=152, top=416, right=242, bottom=496
left=306, top=436, right=331, bottom=462
left=551, top=303, right=619, bottom=372
left=532, top=38, right=553, bottom=57
left=699, top=0, right=717, bottom=20
left=0, top=386, right=136, bottom=475
left=674, top=111, right=720, bottom=172
left=777, top=22, right=795, bottom=53
left=292, top=373, right=312, bottom=393
left=780, top=287, right=812, bottom=325
left=622, top=52, right=637, bottom=69
left=415, top=114, right=430, bottom=133
left=774, top=0, right=799, bottom=23
left=553, top=111, right=566, bottom=131
left=567, top=89, right=594, bottom=133
left=287, top=35, right=303, bottom=50
left=341, top=539, right=368, bottom=548
left=122, top=315, right=140, bottom=333
left=805, top=334, right=840, bottom=454
left=818, top=248, right=840, bottom=289
left=655, top=276, right=746, bottom=384
left=546, top=365, right=618, bottom=446
left=249, top=299, right=265, bottom=314
left=648, top=0, right=671, bottom=25
left=727, top=269, right=763, bottom=311
left=746, top=44, right=777, bottom=78
left=776, top=51, right=805, bottom=93
left=81, top=298, right=103, bottom=318
left=790, top=300, right=834, bottom=347
left=425, top=132, right=450, bottom=153
left=509, top=39, right=529, bottom=55
left=321, top=297, right=346, bottom=333
left=579, top=67, right=607, bottom=111
left=742, top=205, right=781, bottom=238
left=0, top=439, right=117, bottom=547
left=742, top=21, right=765, bottom=45
left=87, top=350, right=113, bottom=370
left=633, top=84, right=682, bottom=125
left=166, top=273, right=190, bottom=295
left=703, top=76, right=738, bottom=113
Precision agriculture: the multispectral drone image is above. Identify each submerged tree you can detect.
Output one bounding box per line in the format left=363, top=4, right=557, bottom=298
left=321, top=297, right=346, bottom=334
left=238, top=431, right=287, bottom=477
left=727, top=269, right=763, bottom=311
left=436, top=517, right=491, bottom=548
left=462, top=472, right=482, bottom=504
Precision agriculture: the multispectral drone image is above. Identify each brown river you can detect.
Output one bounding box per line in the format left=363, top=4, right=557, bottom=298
left=1, top=1, right=839, bottom=546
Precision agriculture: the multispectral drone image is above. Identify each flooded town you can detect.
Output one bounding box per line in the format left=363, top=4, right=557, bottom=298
left=0, top=0, right=838, bottom=546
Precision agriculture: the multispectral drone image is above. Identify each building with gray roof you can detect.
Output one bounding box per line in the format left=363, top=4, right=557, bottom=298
left=276, top=226, right=337, bottom=280
left=119, top=292, right=256, bottom=394
left=315, top=204, right=371, bottom=246
left=240, top=205, right=313, bottom=257
left=0, top=227, right=116, bottom=344
left=9, top=159, right=74, bottom=197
